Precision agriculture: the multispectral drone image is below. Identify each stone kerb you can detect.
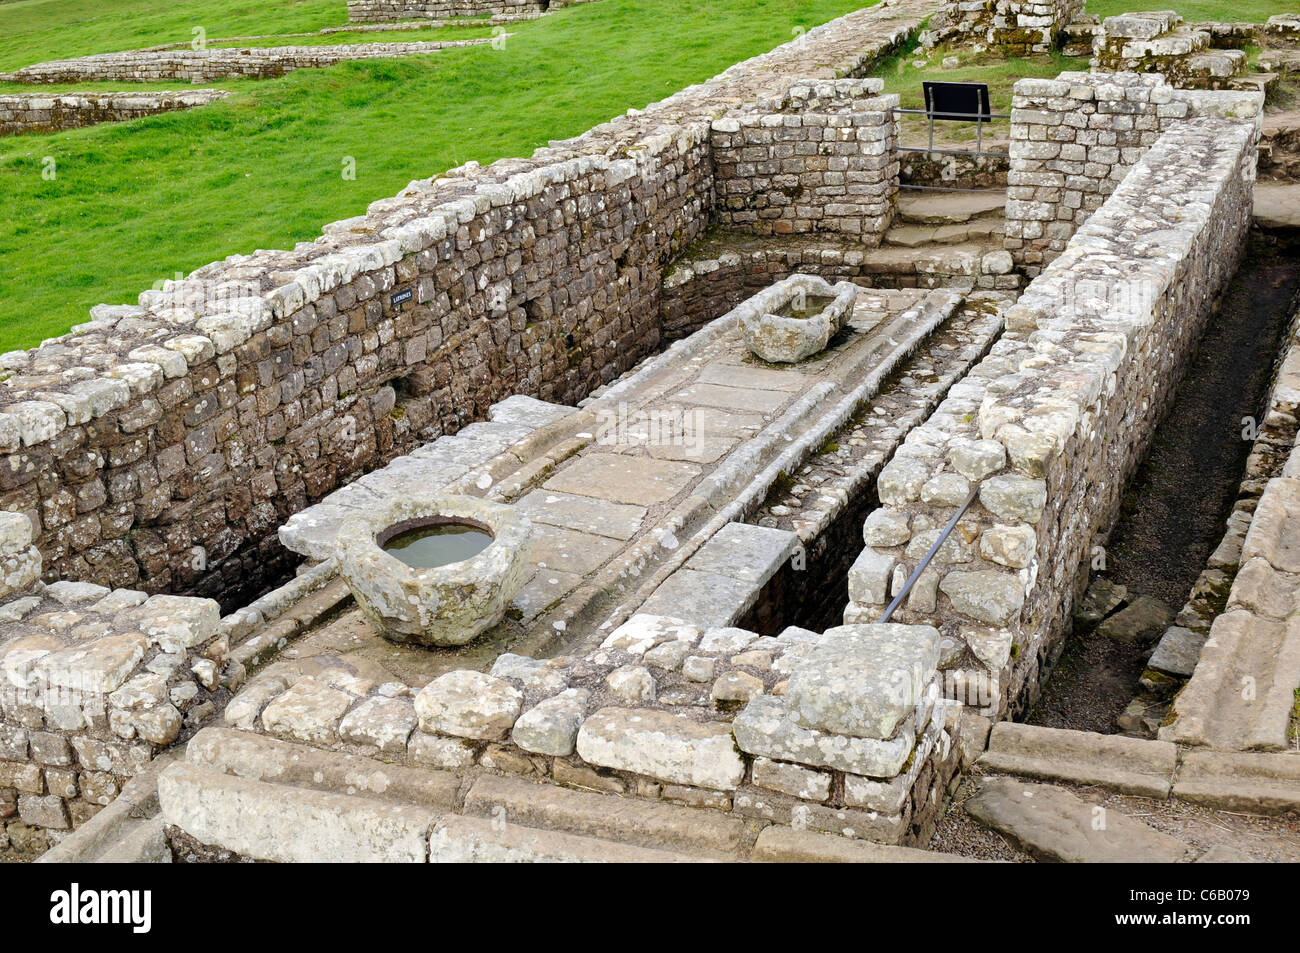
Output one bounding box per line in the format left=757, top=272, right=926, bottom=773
left=347, top=0, right=549, bottom=23
left=217, top=613, right=965, bottom=845
left=709, top=81, right=901, bottom=242
left=847, top=117, right=1256, bottom=718
left=0, top=0, right=929, bottom=601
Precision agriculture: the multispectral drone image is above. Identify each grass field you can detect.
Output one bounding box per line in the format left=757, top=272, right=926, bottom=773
left=2, top=0, right=1296, bottom=352
left=0, top=0, right=871, bottom=351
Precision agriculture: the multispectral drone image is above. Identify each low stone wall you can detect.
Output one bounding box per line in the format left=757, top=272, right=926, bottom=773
left=1091, top=11, right=1246, bottom=90
left=206, top=612, right=968, bottom=847
left=0, top=0, right=929, bottom=607
left=1003, top=71, right=1261, bottom=275
left=710, top=79, right=899, bottom=242
left=0, top=513, right=232, bottom=840
left=900, top=142, right=1008, bottom=192
left=0, top=91, right=229, bottom=137
left=0, top=39, right=496, bottom=84
left=922, top=0, right=1084, bottom=55
left=347, top=0, right=550, bottom=23
left=844, top=115, right=1257, bottom=719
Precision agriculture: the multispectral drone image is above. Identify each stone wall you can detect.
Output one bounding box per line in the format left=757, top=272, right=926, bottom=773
left=922, top=0, right=1085, bottom=55
left=844, top=115, right=1257, bottom=719
left=0, top=91, right=229, bottom=137
left=347, top=0, right=550, bottom=23
left=203, top=612, right=969, bottom=847
left=0, top=512, right=232, bottom=840
left=1003, top=71, right=1262, bottom=275
left=1091, top=11, right=1247, bottom=89
left=0, top=0, right=930, bottom=608
left=0, top=38, right=496, bottom=84
left=710, top=79, right=900, bottom=242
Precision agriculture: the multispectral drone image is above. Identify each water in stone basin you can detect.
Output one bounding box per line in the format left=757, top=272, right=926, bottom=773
left=382, top=521, right=494, bottom=569
left=773, top=294, right=835, bottom=320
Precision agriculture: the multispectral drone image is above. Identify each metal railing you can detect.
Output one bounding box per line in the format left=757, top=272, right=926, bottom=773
left=893, top=106, right=1012, bottom=195
left=876, top=484, right=979, bottom=624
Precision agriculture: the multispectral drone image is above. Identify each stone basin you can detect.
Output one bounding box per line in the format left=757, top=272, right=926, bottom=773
left=737, top=274, right=859, bottom=363
left=335, top=493, right=532, bottom=648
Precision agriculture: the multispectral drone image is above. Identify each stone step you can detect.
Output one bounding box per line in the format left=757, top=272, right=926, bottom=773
left=883, top=217, right=1005, bottom=248
left=1173, top=750, right=1300, bottom=814
left=897, top=190, right=1006, bottom=226
left=462, top=773, right=746, bottom=858
left=979, top=723, right=1178, bottom=797
left=429, top=814, right=714, bottom=863
left=1255, top=182, right=1300, bottom=230
left=963, top=778, right=1190, bottom=863
left=751, top=826, right=979, bottom=862
left=159, top=761, right=440, bottom=863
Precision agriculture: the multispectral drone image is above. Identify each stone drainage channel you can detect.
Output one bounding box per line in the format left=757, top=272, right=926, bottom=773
left=1029, top=228, right=1300, bottom=736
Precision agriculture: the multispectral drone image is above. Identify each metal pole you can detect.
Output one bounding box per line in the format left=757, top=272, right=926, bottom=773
left=876, top=485, right=980, bottom=624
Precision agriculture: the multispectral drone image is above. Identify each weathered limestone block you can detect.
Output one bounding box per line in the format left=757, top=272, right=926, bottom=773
left=511, top=688, right=589, bottom=756
left=339, top=696, right=417, bottom=753
left=733, top=695, right=916, bottom=777
left=260, top=678, right=354, bottom=746
left=785, top=624, right=941, bottom=739
left=414, top=670, right=522, bottom=740
left=939, top=571, right=1026, bottom=626
left=575, top=707, right=745, bottom=791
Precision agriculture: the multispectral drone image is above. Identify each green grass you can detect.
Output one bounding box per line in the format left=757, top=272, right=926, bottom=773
left=203, top=27, right=498, bottom=48
left=0, top=0, right=872, bottom=350
left=1087, top=1, right=1291, bottom=22
left=0, top=0, right=345, bottom=70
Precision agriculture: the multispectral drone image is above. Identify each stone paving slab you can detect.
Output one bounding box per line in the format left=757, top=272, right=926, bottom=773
left=463, top=773, right=746, bottom=857
left=1173, top=749, right=1300, bottom=814
left=668, top=382, right=791, bottom=414
left=637, top=568, right=761, bottom=629
left=515, top=489, right=646, bottom=540
left=529, top=524, right=627, bottom=576
left=964, top=778, right=1190, bottom=863
left=542, top=453, right=701, bottom=506
left=686, top=521, right=798, bottom=584
left=752, top=826, right=979, bottom=863
left=695, top=363, right=810, bottom=392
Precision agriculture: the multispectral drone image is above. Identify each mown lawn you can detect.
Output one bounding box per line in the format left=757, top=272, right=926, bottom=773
left=1086, top=1, right=1293, bottom=21
left=0, top=0, right=872, bottom=350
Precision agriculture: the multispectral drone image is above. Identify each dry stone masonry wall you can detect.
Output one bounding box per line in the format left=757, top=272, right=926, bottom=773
left=710, top=79, right=900, bottom=242
left=0, top=0, right=930, bottom=609
left=207, top=612, right=972, bottom=847
left=346, top=0, right=586, bottom=23
left=922, top=0, right=1085, bottom=55
left=0, top=512, right=233, bottom=839
left=847, top=112, right=1257, bottom=719
left=1003, top=71, right=1262, bottom=275
left=1091, top=11, right=1247, bottom=89
left=0, top=39, right=497, bottom=85
left=0, top=91, right=230, bottom=137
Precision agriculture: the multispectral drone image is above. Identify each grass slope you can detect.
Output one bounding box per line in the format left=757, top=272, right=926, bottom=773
left=0, top=0, right=870, bottom=350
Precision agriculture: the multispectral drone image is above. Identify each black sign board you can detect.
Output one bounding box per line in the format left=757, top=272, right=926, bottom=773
left=390, top=288, right=413, bottom=308
left=922, top=81, right=992, bottom=122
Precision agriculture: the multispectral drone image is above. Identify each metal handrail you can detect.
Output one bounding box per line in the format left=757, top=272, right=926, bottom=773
left=876, top=484, right=980, bottom=624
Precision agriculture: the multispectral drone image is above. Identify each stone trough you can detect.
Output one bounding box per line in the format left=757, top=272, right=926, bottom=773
left=737, top=274, right=859, bottom=364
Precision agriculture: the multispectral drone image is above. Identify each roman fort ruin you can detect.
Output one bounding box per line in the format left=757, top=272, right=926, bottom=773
left=2, top=0, right=1299, bottom=864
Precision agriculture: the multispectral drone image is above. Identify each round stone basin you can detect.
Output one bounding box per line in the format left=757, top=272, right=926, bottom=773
left=335, top=493, right=532, bottom=648
left=738, top=274, right=859, bottom=364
